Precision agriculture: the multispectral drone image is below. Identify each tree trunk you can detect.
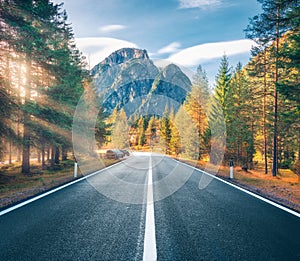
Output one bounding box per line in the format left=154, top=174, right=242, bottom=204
left=298, top=129, right=300, bottom=161
left=8, top=139, right=12, bottom=164
left=16, top=63, right=22, bottom=163
left=51, top=145, right=55, bottom=167
left=47, top=146, right=50, bottom=161
left=21, top=59, right=31, bottom=174
left=263, top=52, right=268, bottom=174
left=62, top=146, right=67, bottom=161
left=37, top=150, right=41, bottom=163
left=41, top=144, right=45, bottom=169
left=54, top=146, right=60, bottom=165
left=272, top=7, right=280, bottom=177
left=21, top=122, right=30, bottom=174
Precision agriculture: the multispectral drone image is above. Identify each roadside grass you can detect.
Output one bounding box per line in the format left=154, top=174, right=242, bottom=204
left=0, top=158, right=121, bottom=209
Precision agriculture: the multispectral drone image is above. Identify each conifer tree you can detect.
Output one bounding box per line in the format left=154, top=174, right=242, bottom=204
left=146, top=116, right=157, bottom=149
left=246, top=0, right=300, bottom=176
left=174, top=106, right=199, bottom=160
left=111, top=109, right=129, bottom=149
left=185, top=65, right=210, bottom=159
left=138, top=117, right=146, bottom=147
left=214, top=55, right=232, bottom=114
left=169, top=109, right=180, bottom=157
left=160, top=106, right=172, bottom=154
left=227, top=63, right=256, bottom=167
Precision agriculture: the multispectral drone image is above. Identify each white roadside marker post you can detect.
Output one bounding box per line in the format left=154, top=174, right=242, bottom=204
left=74, top=157, right=78, bottom=178
left=230, top=159, right=234, bottom=179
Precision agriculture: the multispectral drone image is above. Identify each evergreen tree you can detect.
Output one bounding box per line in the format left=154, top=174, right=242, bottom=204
left=174, top=106, right=199, bottom=160
left=214, top=55, right=232, bottom=113
left=185, top=65, right=210, bottom=159
left=246, top=0, right=300, bottom=176
left=209, top=55, right=232, bottom=164
left=111, top=109, right=129, bottom=149
left=160, top=106, right=172, bottom=154
left=138, top=117, right=146, bottom=147
left=146, top=116, right=157, bottom=149
left=169, top=109, right=180, bottom=157
left=246, top=50, right=273, bottom=174
left=227, top=63, right=256, bottom=167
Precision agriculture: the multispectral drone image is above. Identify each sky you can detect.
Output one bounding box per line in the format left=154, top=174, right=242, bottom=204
left=53, top=0, right=262, bottom=85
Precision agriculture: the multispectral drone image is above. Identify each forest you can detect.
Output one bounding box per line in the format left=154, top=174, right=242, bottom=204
left=0, top=0, right=94, bottom=174
left=0, top=0, right=299, bottom=179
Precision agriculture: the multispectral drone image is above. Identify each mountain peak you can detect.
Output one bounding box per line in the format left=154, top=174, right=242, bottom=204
left=100, top=48, right=149, bottom=66
left=91, top=48, right=191, bottom=116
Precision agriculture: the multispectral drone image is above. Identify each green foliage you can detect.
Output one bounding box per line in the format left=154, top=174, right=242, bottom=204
left=174, top=106, right=199, bottom=160
left=160, top=106, right=172, bottom=154
left=111, top=109, right=129, bottom=149
left=226, top=63, right=256, bottom=166
left=245, top=0, right=300, bottom=176
left=214, top=55, right=232, bottom=111
left=184, top=65, right=210, bottom=159
left=138, top=117, right=146, bottom=147
left=0, top=0, right=97, bottom=173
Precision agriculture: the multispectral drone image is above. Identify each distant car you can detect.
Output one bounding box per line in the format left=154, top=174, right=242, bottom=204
left=105, top=149, right=124, bottom=159
left=121, top=150, right=130, bottom=156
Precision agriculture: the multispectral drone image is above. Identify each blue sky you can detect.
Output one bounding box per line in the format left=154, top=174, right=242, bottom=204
left=53, top=0, right=262, bottom=85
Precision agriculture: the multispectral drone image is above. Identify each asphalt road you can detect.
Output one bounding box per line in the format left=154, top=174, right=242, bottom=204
left=0, top=153, right=300, bottom=260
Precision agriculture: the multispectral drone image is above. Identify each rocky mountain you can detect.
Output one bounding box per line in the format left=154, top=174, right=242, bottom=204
left=91, top=48, right=191, bottom=116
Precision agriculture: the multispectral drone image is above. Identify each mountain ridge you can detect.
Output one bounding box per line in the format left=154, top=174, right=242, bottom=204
left=91, top=48, right=192, bottom=116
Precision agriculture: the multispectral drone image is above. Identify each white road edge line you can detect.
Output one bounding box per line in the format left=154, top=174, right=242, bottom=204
left=0, top=160, right=126, bottom=217
left=143, top=154, right=157, bottom=261
left=176, top=159, right=300, bottom=218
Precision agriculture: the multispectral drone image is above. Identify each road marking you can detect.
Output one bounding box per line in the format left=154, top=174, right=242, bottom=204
left=0, top=160, right=125, bottom=217
left=176, top=160, right=300, bottom=218
left=143, top=155, right=157, bottom=261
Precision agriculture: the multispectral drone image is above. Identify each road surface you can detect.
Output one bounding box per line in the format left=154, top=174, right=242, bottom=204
left=0, top=153, right=300, bottom=260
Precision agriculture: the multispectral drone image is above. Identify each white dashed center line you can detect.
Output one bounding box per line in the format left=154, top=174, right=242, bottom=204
left=143, top=155, right=157, bottom=261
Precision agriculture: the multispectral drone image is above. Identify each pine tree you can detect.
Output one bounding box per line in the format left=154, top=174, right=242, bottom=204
left=226, top=63, right=256, bottom=167
left=137, top=117, right=146, bottom=147
left=246, top=45, right=273, bottom=174
left=169, top=109, right=180, bottom=157
left=146, top=116, right=157, bottom=149
left=246, top=0, right=300, bottom=176
left=111, top=109, right=129, bottom=149
left=185, top=65, right=210, bottom=159
left=214, top=55, right=232, bottom=113
left=160, top=106, right=172, bottom=154
left=174, top=105, right=199, bottom=160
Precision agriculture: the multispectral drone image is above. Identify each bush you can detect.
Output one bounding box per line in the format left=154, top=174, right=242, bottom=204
left=279, top=159, right=293, bottom=169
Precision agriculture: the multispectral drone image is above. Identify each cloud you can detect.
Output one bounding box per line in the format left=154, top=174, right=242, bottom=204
left=178, top=0, right=222, bottom=9
left=99, top=24, right=127, bottom=33
left=168, top=39, right=257, bottom=67
left=75, top=37, right=138, bottom=68
left=157, top=42, right=181, bottom=54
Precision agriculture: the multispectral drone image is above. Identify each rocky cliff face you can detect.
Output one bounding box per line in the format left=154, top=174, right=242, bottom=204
left=97, top=48, right=149, bottom=66
left=91, top=48, right=191, bottom=116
